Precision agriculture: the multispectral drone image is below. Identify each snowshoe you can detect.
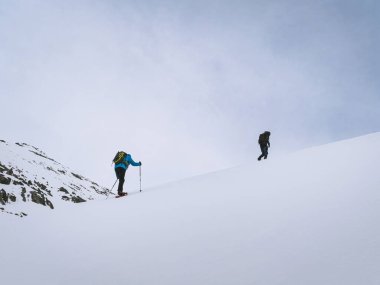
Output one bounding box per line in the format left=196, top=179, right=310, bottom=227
left=116, top=192, right=128, bottom=198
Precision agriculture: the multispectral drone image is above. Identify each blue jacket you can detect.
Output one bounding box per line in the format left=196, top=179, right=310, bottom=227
left=115, top=154, right=141, bottom=170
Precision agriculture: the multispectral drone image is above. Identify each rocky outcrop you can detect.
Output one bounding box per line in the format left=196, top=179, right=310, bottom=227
left=0, top=189, right=8, bottom=205
left=0, top=189, right=16, bottom=205
left=71, top=196, right=86, bottom=203
left=0, top=174, right=11, bottom=185
left=0, top=140, right=109, bottom=217
left=58, top=187, right=69, bottom=194
left=13, top=180, right=24, bottom=186
left=0, top=162, right=9, bottom=173
left=21, top=187, right=27, bottom=202
left=9, top=193, right=16, bottom=202
left=30, top=191, right=54, bottom=209
left=59, top=187, right=85, bottom=203
left=71, top=173, right=83, bottom=180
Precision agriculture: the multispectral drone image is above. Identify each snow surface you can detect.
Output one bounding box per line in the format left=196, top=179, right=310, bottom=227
left=1, top=133, right=379, bottom=285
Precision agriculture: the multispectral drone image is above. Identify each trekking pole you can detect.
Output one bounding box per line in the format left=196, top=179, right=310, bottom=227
left=107, top=178, right=118, bottom=199
left=139, top=165, right=142, bottom=192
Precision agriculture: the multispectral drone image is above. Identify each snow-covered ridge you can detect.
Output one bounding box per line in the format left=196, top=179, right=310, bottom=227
left=0, top=140, right=108, bottom=217
left=0, top=133, right=379, bottom=284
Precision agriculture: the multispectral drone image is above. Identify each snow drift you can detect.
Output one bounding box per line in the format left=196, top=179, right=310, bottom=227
left=1, top=133, right=379, bottom=285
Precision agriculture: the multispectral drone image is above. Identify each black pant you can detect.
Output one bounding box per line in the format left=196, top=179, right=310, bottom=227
left=115, top=167, right=126, bottom=194
left=258, top=143, right=269, bottom=160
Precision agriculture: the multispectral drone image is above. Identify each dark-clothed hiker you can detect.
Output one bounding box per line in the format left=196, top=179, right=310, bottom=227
left=258, top=131, right=271, bottom=161
left=113, top=151, right=141, bottom=196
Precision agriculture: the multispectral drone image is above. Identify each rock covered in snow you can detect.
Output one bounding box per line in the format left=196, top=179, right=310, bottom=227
left=0, top=140, right=108, bottom=217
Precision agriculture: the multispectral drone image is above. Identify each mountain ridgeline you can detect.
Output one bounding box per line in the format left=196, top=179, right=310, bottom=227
left=0, top=140, right=108, bottom=217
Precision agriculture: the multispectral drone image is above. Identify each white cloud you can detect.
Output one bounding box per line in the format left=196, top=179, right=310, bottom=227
left=1, top=0, right=379, bottom=188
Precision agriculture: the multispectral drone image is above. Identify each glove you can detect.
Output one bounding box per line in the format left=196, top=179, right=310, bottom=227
left=139, top=161, right=142, bottom=166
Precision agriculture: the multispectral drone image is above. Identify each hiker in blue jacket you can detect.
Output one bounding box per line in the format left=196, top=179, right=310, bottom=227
left=114, top=152, right=141, bottom=196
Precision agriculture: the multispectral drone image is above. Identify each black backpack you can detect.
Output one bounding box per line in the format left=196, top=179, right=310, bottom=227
left=113, top=151, right=127, bottom=165
left=258, top=132, right=270, bottom=144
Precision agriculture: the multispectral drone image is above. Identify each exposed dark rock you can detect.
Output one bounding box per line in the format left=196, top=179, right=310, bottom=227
left=71, top=196, right=86, bottom=203
left=15, top=176, right=29, bottom=186
left=58, top=170, right=66, bottom=175
left=0, top=140, right=5, bottom=143
left=27, top=180, right=33, bottom=186
left=91, top=186, right=108, bottom=195
left=10, top=211, right=28, bottom=218
left=0, top=189, right=8, bottom=205
left=46, top=199, right=54, bottom=209
left=34, top=181, right=47, bottom=190
left=11, top=173, right=21, bottom=180
left=0, top=162, right=9, bottom=173
left=71, top=172, right=83, bottom=180
left=0, top=190, right=16, bottom=205
left=58, top=187, right=69, bottom=194
left=0, top=208, right=27, bottom=218
left=9, top=194, right=16, bottom=202
left=30, top=185, right=39, bottom=192
left=46, top=166, right=58, bottom=174
left=24, top=144, right=40, bottom=151
left=15, top=142, right=24, bottom=147
left=70, top=184, right=81, bottom=191
left=30, top=191, right=54, bottom=209
left=29, top=150, right=56, bottom=162
left=13, top=180, right=24, bottom=186
left=61, top=196, right=70, bottom=201
left=6, top=168, right=13, bottom=175
left=30, top=191, right=45, bottom=206
left=21, top=187, right=27, bottom=202
left=0, top=174, right=11, bottom=185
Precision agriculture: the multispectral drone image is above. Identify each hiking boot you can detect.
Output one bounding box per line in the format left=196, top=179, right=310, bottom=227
left=118, top=192, right=128, bottom=196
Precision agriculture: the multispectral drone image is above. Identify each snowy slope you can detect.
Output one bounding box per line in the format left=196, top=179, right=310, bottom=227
left=1, top=133, right=379, bottom=285
left=0, top=140, right=108, bottom=217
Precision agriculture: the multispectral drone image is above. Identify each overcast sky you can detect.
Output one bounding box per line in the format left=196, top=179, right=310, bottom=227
left=1, top=0, right=379, bottom=189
